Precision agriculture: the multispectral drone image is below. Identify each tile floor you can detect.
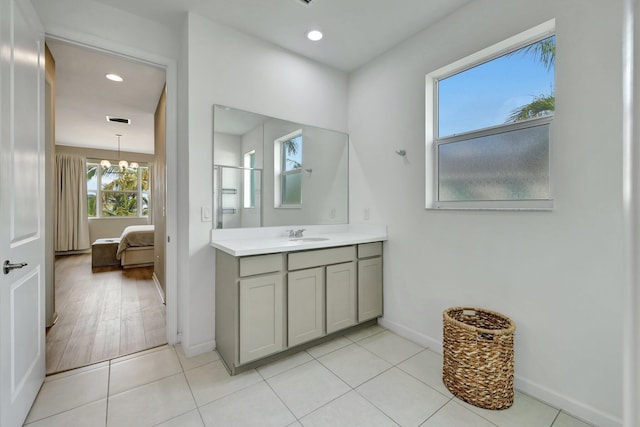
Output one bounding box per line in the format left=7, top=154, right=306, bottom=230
left=25, top=325, right=594, bottom=427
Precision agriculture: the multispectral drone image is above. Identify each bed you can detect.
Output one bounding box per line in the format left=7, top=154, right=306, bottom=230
left=116, top=225, right=155, bottom=268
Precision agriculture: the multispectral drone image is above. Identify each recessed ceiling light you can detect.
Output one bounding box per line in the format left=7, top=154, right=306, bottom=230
left=105, top=73, right=123, bottom=82
left=306, top=30, right=323, bottom=41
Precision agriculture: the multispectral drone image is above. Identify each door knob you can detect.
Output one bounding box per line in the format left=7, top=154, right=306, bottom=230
left=3, top=260, right=28, bottom=275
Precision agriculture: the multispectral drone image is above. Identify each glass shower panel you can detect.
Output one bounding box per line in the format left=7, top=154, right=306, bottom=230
left=214, top=165, right=262, bottom=229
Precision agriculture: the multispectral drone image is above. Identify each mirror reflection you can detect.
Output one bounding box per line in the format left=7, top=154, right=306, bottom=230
left=213, top=105, right=349, bottom=229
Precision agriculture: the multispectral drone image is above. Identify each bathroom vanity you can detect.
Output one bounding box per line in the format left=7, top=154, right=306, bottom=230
left=211, top=225, right=386, bottom=374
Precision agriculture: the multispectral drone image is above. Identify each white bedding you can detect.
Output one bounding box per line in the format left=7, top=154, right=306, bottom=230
left=116, top=225, right=154, bottom=259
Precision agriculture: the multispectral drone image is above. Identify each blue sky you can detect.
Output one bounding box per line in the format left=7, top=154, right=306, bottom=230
left=438, top=36, right=555, bottom=138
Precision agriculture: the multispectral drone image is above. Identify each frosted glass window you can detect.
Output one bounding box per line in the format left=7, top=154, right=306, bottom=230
left=438, top=123, right=550, bottom=201
left=427, top=22, right=555, bottom=210
left=282, top=173, right=302, bottom=205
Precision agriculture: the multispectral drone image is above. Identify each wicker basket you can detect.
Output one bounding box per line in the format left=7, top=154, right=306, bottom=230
left=442, top=307, right=516, bottom=410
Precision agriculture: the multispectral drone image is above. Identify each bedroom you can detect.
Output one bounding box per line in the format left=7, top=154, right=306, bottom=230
left=46, top=39, right=168, bottom=374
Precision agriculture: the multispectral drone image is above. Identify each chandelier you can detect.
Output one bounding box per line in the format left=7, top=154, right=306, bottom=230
left=100, top=134, right=139, bottom=172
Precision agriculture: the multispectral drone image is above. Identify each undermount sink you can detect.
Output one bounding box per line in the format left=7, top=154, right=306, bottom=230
left=291, top=237, right=330, bottom=242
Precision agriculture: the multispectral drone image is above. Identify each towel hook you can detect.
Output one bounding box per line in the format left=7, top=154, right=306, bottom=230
left=395, top=149, right=406, bottom=156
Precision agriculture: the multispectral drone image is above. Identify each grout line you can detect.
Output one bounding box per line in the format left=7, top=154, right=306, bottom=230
left=263, top=377, right=301, bottom=424
left=105, top=360, right=111, bottom=427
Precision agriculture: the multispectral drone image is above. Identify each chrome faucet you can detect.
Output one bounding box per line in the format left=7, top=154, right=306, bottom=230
left=286, top=229, right=306, bottom=238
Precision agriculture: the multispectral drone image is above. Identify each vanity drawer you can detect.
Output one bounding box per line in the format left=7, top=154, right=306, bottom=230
left=240, top=254, right=283, bottom=277
left=358, top=242, right=382, bottom=259
left=288, top=246, right=355, bottom=271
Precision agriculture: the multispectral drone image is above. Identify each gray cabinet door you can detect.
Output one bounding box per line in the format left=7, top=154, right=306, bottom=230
left=358, top=257, right=383, bottom=321
left=326, top=262, right=357, bottom=334
left=288, top=267, right=325, bottom=346
left=239, top=274, right=285, bottom=364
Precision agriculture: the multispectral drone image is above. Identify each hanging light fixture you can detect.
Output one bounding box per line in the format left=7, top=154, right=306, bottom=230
left=116, top=134, right=128, bottom=171
left=101, top=134, right=138, bottom=172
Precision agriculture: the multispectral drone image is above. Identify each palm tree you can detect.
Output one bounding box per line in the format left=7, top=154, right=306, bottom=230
left=90, top=165, right=149, bottom=216
left=506, top=36, right=556, bottom=123
left=283, top=136, right=302, bottom=169
left=507, top=93, right=554, bottom=122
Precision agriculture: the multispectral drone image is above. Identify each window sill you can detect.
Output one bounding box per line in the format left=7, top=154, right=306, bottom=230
left=274, top=205, right=302, bottom=210
left=428, top=199, right=553, bottom=211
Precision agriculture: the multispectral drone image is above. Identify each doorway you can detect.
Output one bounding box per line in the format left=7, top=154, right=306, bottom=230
left=45, top=39, right=169, bottom=374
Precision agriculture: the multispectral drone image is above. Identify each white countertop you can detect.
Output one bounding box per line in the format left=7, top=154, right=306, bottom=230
left=211, top=224, right=387, bottom=256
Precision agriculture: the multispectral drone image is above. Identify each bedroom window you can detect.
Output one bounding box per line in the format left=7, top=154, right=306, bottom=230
left=87, top=162, right=150, bottom=217
left=274, top=130, right=302, bottom=207
left=425, top=20, right=555, bottom=210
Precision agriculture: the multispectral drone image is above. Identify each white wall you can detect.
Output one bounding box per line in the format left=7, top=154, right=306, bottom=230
left=32, top=0, right=179, bottom=60
left=185, top=13, right=348, bottom=354
left=348, top=1, right=623, bottom=426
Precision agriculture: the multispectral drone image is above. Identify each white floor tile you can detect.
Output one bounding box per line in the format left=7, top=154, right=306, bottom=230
left=357, top=367, right=450, bottom=426
left=301, top=390, right=399, bottom=427
left=344, top=324, right=386, bottom=342
left=256, top=350, right=314, bottom=379
left=184, top=360, right=262, bottom=407
left=307, top=336, right=352, bottom=358
left=421, top=400, right=496, bottom=427
left=26, top=365, right=109, bottom=423
left=457, top=391, right=559, bottom=427
left=267, top=360, right=350, bottom=418
left=317, top=344, right=391, bottom=387
left=153, top=409, right=204, bottom=427
left=25, top=329, right=599, bottom=427
left=398, top=349, right=452, bottom=397
left=24, top=399, right=107, bottom=427
left=358, top=331, right=424, bottom=365
left=175, top=344, right=220, bottom=372
left=110, top=347, right=182, bottom=395
left=199, top=381, right=296, bottom=427
left=552, top=412, right=594, bottom=427
left=107, top=373, right=196, bottom=427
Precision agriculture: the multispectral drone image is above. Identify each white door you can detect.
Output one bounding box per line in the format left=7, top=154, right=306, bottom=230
left=0, top=0, right=46, bottom=425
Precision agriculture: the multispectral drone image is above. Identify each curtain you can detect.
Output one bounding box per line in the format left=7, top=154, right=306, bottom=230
left=54, top=154, right=90, bottom=251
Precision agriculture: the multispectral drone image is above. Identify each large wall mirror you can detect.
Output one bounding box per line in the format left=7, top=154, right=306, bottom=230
left=213, top=105, right=349, bottom=229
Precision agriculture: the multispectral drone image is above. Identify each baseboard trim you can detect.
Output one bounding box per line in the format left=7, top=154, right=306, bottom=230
left=514, top=376, right=622, bottom=427
left=378, top=317, right=621, bottom=427
left=182, top=339, right=216, bottom=358
left=152, top=272, right=165, bottom=304
left=378, top=317, right=443, bottom=353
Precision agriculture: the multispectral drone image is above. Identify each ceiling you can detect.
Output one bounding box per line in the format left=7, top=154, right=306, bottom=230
left=49, top=0, right=475, bottom=154
left=90, top=0, right=473, bottom=71
left=48, top=39, right=166, bottom=154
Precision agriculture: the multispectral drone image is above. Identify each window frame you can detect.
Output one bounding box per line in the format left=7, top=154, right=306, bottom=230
left=273, top=129, right=303, bottom=209
left=243, top=150, right=256, bottom=209
left=87, top=160, right=150, bottom=218
left=425, top=19, right=555, bottom=211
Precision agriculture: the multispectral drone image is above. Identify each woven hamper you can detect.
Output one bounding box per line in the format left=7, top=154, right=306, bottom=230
left=442, top=307, right=516, bottom=410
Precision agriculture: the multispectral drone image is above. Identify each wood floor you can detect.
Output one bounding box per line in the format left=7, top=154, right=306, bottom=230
left=46, top=254, right=166, bottom=375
